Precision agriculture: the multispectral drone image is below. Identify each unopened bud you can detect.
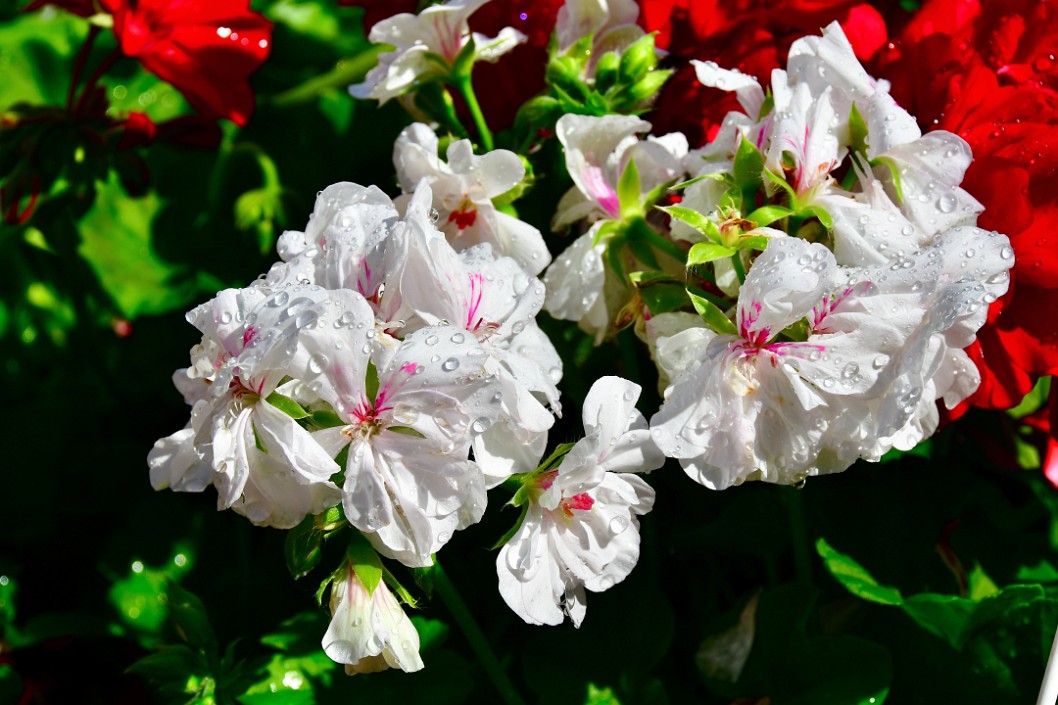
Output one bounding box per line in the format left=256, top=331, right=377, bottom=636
left=594, top=51, right=620, bottom=93
left=618, top=33, right=659, bottom=85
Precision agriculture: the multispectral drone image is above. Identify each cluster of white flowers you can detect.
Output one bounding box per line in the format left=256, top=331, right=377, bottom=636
left=541, top=22, right=1012, bottom=490
left=151, top=0, right=1015, bottom=679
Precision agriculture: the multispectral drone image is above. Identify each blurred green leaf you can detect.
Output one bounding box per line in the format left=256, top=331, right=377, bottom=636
left=77, top=175, right=199, bottom=318
left=285, top=514, right=325, bottom=580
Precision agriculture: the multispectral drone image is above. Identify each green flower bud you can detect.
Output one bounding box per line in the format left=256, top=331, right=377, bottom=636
left=594, top=51, right=621, bottom=94
left=547, top=55, right=589, bottom=104
left=618, top=33, right=659, bottom=85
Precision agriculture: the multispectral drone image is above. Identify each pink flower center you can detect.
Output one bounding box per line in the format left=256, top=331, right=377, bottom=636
left=560, top=492, right=595, bottom=518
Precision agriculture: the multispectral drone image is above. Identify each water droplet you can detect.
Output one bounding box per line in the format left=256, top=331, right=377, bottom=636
left=428, top=208, right=440, bottom=223
left=309, top=354, right=327, bottom=374
left=273, top=291, right=289, bottom=306
left=936, top=193, right=957, bottom=213
left=451, top=332, right=465, bottom=344
left=219, top=310, right=233, bottom=324
left=471, top=417, right=493, bottom=433
left=424, top=334, right=439, bottom=346
left=442, top=357, right=459, bottom=371
left=609, top=516, right=629, bottom=534
left=622, top=388, right=636, bottom=402
left=1001, top=246, right=1014, bottom=260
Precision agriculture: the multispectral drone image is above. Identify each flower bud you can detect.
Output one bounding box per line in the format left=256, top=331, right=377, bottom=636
left=618, top=34, right=658, bottom=85
left=546, top=56, right=589, bottom=104
left=594, top=51, right=621, bottom=94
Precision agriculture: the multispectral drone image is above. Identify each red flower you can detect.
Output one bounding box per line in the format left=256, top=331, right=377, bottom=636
left=877, top=0, right=1058, bottom=413
left=100, top=0, right=273, bottom=126
left=642, top=0, right=891, bottom=146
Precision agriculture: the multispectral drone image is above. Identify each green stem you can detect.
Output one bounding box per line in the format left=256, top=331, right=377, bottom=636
left=270, top=46, right=384, bottom=107
left=454, top=75, right=493, bottom=151
left=627, top=217, right=686, bottom=264
left=68, top=25, right=101, bottom=110
left=785, top=488, right=812, bottom=585
left=433, top=561, right=525, bottom=705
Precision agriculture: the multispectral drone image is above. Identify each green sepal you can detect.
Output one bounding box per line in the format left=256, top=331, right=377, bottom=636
left=799, top=204, right=834, bottom=231
left=687, top=241, right=737, bottom=266
left=762, top=167, right=797, bottom=205
left=284, top=514, right=324, bottom=580
left=656, top=205, right=721, bottom=243
left=547, top=55, right=589, bottom=104
left=491, top=503, right=530, bottom=550
left=514, top=95, right=563, bottom=131
left=746, top=204, right=792, bottom=227
left=733, top=135, right=765, bottom=198
left=687, top=288, right=738, bottom=335
left=618, top=69, right=672, bottom=107
left=757, top=90, right=774, bottom=120
left=315, top=564, right=343, bottom=607
left=346, top=531, right=384, bottom=597
left=736, top=234, right=772, bottom=252
left=870, top=155, right=905, bottom=204
left=422, top=51, right=451, bottom=72
left=606, top=234, right=629, bottom=284
left=671, top=172, right=735, bottom=191
left=618, top=157, right=642, bottom=219
left=310, top=409, right=344, bottom=429
left=316, top=505, right=346, bottom=532
left=643, top=178, right=677, bottom=211
left=414, top=82, right=469, bottom=139
left=265, top=392, right=309, bottom=420
left=618, top=33, right=658, bottom=84
left=627, top=233, right=660, bottom=270
left=630, top=271, right=690, bottom=315
left=450, top=34, right=476, bottom=81
left=848, top=102, right=869, bottom=157
left=381, top=563, right=420, bottom=608
left=592, top=219, right=623, bottom=246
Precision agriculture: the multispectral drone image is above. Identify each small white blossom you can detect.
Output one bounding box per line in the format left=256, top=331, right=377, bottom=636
left=497, top=376, right=662, bottom=626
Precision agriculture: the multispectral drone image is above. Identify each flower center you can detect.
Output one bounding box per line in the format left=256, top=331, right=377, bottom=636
left=447, top=198, right=478, bottom=230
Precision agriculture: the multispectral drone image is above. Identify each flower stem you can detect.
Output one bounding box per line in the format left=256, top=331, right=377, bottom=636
left=68, top=25, right=101, bottom=110
left=270, top=46, right=384, bottom=107
left=454, top=75, right=493, bottom=151
left=433, top=560, right=525, bottom=705
left=75, top=48, right=121, bottom=115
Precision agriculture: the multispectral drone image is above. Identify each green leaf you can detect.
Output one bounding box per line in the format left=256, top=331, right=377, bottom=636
left=671, top=172, right=736, bottom=191
left=656, top=205, right=720, bottom=242
left=1008, top=376, right=1051, bottom=419
left=127, top=644, right=209, bottom=694
left=816, top=538, right=904, bottom=605
left=617, top=157, right=642, bottom=219
left=346, top=532, right=383, bottom=597
left=410, top=617, right=449, bottom=651
left=265, top=392, right=309, bottom=420
left=687, top=289, right=737, bottom=336
left=732, top=135, right=765, bottom=198
left=167, top=582, right=219, bottom=660
left=746, top=204, right=792, bottom=227
left=78, top=176, right=198, bottom=318
left=687, top=242, right=737, bottom=266
left=284, top=515, right=324, bottom=581
left=309, top=409, right=344, bottom=429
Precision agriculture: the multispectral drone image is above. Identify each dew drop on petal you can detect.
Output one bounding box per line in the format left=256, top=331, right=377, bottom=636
left=442, top=357, right=459, bottom=371
left=609, top=515, right=629, bottom=534
left=425, top=334, right=439, bottom=346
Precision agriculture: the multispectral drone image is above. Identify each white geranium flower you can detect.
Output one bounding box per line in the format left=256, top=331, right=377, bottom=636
left=323, top=563, right=423, bottom=675
left=308, top=323, right=500, bottom=567
left=497, top=376, right=662, bottom=627
left=149, top=286, right=347, bottom=528
left=552, top=114, right=686, bottom=229
left=555, top=0, right=642, bottom=57
left=649, top=233, right=1011, bottom=489
left=351, top=0, right=526, bottom=104
left=394, top=124, right=550, bottom=275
